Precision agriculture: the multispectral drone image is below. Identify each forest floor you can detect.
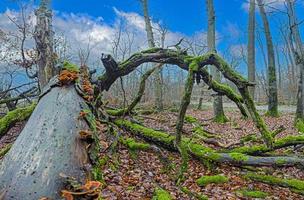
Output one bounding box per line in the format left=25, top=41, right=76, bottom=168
left=1, top=108, right=304, bottom=199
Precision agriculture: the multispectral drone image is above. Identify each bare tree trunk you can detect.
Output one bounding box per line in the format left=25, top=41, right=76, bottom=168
left=206, top=0, right=227, bottom=122
left=257, top=0, right=279, bottom=117
left=34, top=0, right=56, bottom=90
left=286, top=0, right=304, bottom=122
left=247, top=0, right=256, bottom=99
left=140, top=0, right=163, bottom=111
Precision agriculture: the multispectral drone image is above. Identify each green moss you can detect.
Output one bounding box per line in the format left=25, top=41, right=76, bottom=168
left=295, top=119, right=304, bottom=133
left=106, top=108, right=126, bottom=116
left=229, top=145, right=267, bottom=155
left=185, top=115, right=198, bottom=123
left=213, top=113, right=229, bottom=123
left=120, top=137, right=150, bottom=150
left=275, top=158, right=287, bottom=165
left=192, top=126, right=217, bottom=139
left=240, top=134, right=259, bottom=144
left=245, top=173, right=304, bottom=192
left=196, top=175, right=229, bottom=187
left=114, top=119, right=175, bottom=145
left=0, top=144, right=12, bottom=157
left=63, top=60, right=79, bottom=72
left=265, top=110, right=280, bottom=118
left=228, top=152, right=249, bottom=162
left=152, top=188, right=172, bottom=200
left=184, top=55, right=210, bottom=71
left=237, top=189, right=268, bottom=198
left=0, top=103, right=36, bottom=136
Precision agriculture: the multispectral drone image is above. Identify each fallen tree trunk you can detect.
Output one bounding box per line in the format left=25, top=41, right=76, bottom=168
left=245, top=173, right=304, bottom=194
left=0, top=85, right=91, bottom=199
left=228, top=135, right=304, bottom=155
left=0, top=103, right=36, bottom=137
left=114, top=119, right=304, bottom=168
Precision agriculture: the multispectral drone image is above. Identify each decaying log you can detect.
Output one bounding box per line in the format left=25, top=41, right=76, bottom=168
left=0, top=86, right=91, bottom=199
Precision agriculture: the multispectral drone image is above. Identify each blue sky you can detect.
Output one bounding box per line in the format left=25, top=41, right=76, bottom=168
left=1, top=0, right=304, bottom=76
left=0, top=0, right=264, bottom=35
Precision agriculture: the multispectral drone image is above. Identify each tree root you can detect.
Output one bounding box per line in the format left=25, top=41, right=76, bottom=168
left=114, top=119, right=304, bottom=168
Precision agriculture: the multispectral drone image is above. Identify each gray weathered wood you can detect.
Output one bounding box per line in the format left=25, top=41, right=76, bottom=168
left=0, top=86, right=90, bottom=199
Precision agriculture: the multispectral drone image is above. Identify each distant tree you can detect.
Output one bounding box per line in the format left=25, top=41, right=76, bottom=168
left=140, top=0, right=163, bottom=111
left=257, top=0, right=279, bottom=117
left=285, top=0, right=304, bottom=124
left=206, top=0, right=227, bottom=122
left=247, top=0, right=256, bottom=98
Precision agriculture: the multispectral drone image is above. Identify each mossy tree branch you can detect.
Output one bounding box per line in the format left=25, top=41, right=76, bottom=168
left=0, top=103, right=36, bottom=137
left=98, top=48, right=272, bottom=147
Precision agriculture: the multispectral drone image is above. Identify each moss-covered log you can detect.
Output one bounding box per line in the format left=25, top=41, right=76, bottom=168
left=245, top=173, right=304, bottom=194
left=0, top=103, right=36, bottom=137
left=114, top=119, right=304, bottom=168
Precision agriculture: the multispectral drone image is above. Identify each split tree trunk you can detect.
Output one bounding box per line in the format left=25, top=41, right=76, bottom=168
left=34, top=0, right=56, bottom=90
left=0, top=85, right=90, bottom=199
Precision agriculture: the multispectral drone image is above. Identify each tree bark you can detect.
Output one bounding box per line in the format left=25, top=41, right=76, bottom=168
left=206, top=0, right=227, bottom=122
left=0, top=86, right=90, bottom=199
left=257, top=0, right=279, bottom=117
left=247, top=0, right=256, bottom=99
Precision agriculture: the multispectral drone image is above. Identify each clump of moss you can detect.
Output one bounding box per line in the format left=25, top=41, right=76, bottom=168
left=106, top=108, right=126, bottom=116
left=295, top=119, right=304, bottom=133
left=120, top=137, right=150, bottom=151
left=237, top=189, right=268, bottom=198
left=185, top=115, right=198, bottom=123
left=152, top=188, right=172, bottom=200
left=213, top=114, right=229, bottom=123
left=229, top=152, right=249, bottom=162
left=196, top=175, right=229, bottom=187
left=63, top=60, right=80, bottom=72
